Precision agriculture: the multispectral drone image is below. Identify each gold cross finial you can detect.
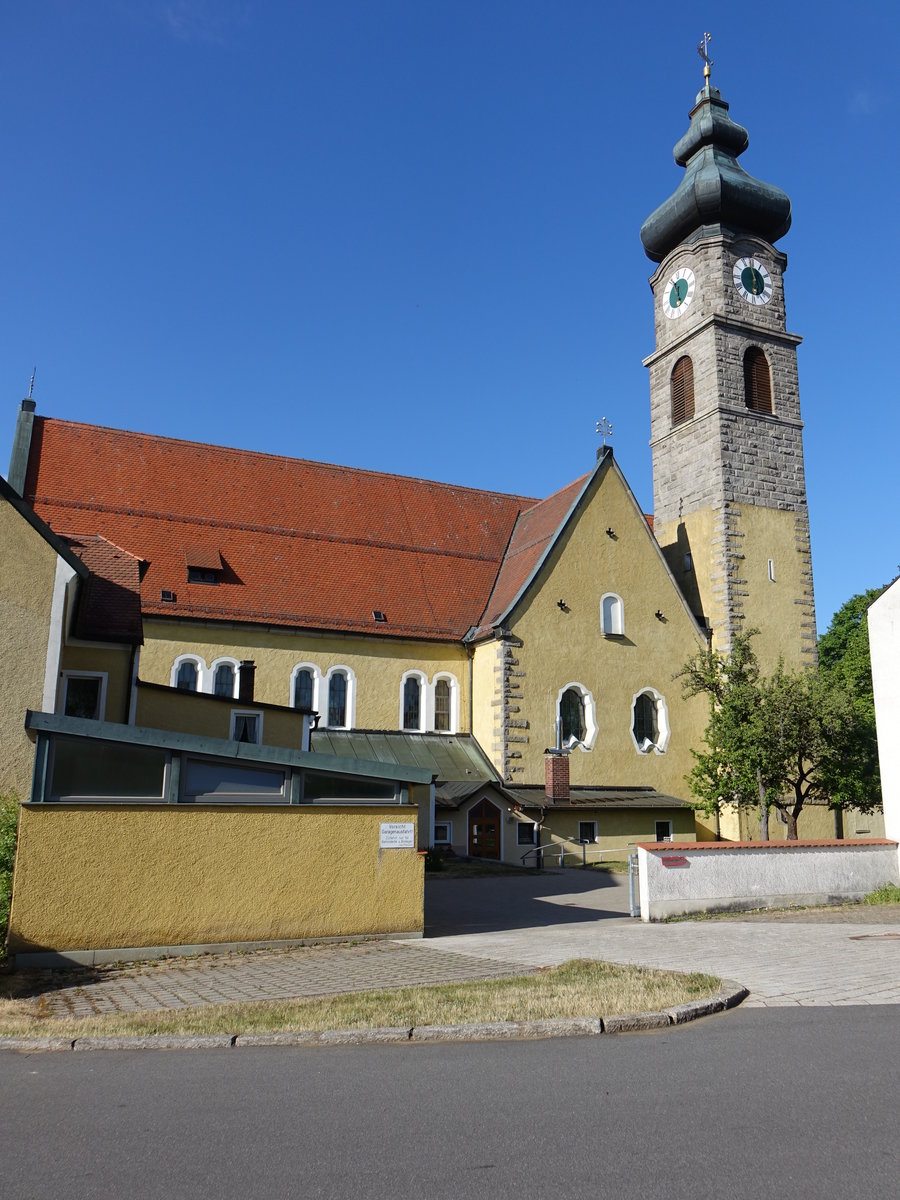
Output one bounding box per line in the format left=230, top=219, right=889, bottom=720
left=698, top=32, right=713, bottom=83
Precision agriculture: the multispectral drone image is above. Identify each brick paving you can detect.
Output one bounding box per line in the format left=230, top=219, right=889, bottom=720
left=11, top=882, right=900, bottom=1020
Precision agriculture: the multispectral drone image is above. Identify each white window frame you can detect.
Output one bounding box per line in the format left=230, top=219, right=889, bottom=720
left=171, top=654, right=208, bottom=692
left=323, top=665, right=356, bottom=730
left=600, top=592, right=625, bottom=637
left=210, top=657, right=240, bottom=699
left=578, top=820, right=598, bottom=844
left=433, top=821, right=452, bottom=845
left=556, top=682, right=598, bottom=751
left=430, top=672, right=460, bottom=734
left=655, top=819, right=674, bottom=842
left=630, top=688, right=670, bottom=755
left=59, top=671, right=109, bottom=721
left=399, top=669, right=428, bottom=732
left=516, top=820, right=537, bottom=846
left=230, top=709, right=264, bottom=744
left=290, top=662, right=322, bottom=712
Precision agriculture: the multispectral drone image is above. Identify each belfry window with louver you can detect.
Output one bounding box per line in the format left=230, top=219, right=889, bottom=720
left=670, top=356, right=695, bottom=426
left=744, top=347, right=773, bottom=413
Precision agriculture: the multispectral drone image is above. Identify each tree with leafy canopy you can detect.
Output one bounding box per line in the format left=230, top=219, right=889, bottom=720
left=680, top=630, right=880, bottom=840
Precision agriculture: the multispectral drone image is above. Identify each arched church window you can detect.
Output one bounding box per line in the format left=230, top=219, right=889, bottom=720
left=744, top=347, right=772, bottom=413
left=175, top=660, right=199, bottom=692
left=559, top=688, right=586, bottom=747
left=670, top=357, right=695, bottom=425
left=213, top=662, right=236, bottom=698
left=434, top=678, right=452, bottom=732
left=293, top=668, right=314, bottom=710
left=601, top=593, right=625, bottom=637
left=631, top=689, right=670, bottom=754
left=402, top=676, right=422, bottom=731
left=327, top=671, right=348, bottom=728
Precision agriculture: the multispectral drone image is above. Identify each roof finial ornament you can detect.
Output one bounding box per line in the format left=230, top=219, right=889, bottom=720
left=595, top=417, right=613, bottom=447
left=28, top=366, right=36, bottom=399
left=698, top=31, right=713, bottom=85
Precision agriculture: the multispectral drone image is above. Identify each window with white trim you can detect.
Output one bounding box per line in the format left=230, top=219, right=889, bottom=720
left=324, top=666, right=355, bottom=729
left=432, top=673, right=459, bottom=734
left=631, top=689, right=670, bottom=754
left=556, top=682, right=598, bottom=750
left=600, top=593, right=625, bottom=637
left=173, top=656, right=204, bottom=692
left=433, top=821, right=452, bottom=845
left=212, top=659, right=238, bottom=699
left=578, top=821, right=597, bottom=843
left=517, top=821, right=537, bottom=846
left=291, top=664, right=321, bottom=712
left=60, top=672, right=108, bottom=721
left=401, top=672, right=426, bottom=731
left=230, top=710, right=263, bottom=744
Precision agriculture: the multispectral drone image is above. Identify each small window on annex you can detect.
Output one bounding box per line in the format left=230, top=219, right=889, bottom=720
left=402, top=676, right=422, bottom=731
left=559, top=687, right=586, bottom=747
left=744, top=347, right=773, bottom=413
left=327, top=671, right=348, bottom=728
left=293, top=668, right=315, bottom=711
left=579, top=821, right=597, bottom=843
left=230, top=711, right=262, bottom=744
left=433, top=822, right=452, bottom=845
left=62, top=673, right=106, bottom=720
left=213, top=663, right=236, bottom=698
left=175, top=660, right=199, bottom=692
left=434, top=678, right=452, bottom=732
left=517, top=821, right=537, bottom=846
left=671, top=356, right=695, bottom=426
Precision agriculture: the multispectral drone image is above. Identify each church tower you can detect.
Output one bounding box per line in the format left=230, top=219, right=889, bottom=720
left=641, top=60, right=816, bottom=671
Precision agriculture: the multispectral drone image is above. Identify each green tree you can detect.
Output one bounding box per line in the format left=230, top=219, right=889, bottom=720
left=0, top=795, right=20, bottom=948
left=680, top=632, right=880, bottom=840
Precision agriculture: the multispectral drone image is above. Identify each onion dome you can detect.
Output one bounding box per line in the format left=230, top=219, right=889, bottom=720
left=641, top=84, right=791, bottom=263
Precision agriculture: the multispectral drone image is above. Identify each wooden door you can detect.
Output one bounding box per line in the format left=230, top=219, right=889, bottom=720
left=468, top=797, right=501, bottom=859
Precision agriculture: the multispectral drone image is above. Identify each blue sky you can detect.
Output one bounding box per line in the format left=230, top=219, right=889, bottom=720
left=1, top=1, right=897, bottom=633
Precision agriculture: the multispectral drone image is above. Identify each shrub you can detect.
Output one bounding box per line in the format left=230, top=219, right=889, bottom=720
left=863, top=882, right=900, bottom=906
left=0, top=795, right=20, bottom=948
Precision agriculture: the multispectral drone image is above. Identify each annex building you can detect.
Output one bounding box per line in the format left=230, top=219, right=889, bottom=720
left=2, top=70, right=856, bottom=960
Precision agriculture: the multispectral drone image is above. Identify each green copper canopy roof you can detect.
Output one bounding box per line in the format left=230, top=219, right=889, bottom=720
left=641, top=85, right=791, bottom=263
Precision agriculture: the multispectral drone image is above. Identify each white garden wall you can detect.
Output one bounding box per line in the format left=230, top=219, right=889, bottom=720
left=637, top=840, right=899, bottom=922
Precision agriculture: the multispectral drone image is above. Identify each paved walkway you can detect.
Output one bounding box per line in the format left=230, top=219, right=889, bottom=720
left=11, top=875, right=900, bottom=1018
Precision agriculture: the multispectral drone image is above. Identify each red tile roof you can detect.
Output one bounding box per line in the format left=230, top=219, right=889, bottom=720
left=25, top=417, right=541, bottom=641
left=62, top=533, right=144, bottom=643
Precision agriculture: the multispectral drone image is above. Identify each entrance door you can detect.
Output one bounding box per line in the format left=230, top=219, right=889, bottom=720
left=468, top=797, right=501, bottom=859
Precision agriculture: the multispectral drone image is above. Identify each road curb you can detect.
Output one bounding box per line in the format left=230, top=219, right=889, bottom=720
left=0, top=983, right=748, bottom=1052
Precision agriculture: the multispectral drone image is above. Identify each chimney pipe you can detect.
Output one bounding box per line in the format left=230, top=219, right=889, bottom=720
left=8, top=398, right=36, bottom=496
left=238, top=660, right=256, bottom=703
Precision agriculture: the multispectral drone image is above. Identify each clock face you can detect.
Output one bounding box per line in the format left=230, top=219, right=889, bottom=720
left=733, top=257, right=773, bottom=305
left=663, top=267, right=695, bottom=319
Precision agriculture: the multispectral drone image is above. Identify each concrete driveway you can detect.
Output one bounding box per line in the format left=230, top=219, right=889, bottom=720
left=423, top=870, right=900, bottom=1007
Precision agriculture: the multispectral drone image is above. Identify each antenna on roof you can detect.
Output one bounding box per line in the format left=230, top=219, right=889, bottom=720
left=27, top=367, right=36, bottom=399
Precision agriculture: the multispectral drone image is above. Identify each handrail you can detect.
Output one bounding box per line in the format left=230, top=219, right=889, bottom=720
left=520, top=842, right=638, bottom=868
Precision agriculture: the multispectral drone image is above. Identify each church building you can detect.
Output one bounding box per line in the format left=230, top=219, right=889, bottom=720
left=4, top=64, right=829, bottom=915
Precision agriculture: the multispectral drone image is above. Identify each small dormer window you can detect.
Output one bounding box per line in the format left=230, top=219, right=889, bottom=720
left=185, top=545, right=223, bottom=585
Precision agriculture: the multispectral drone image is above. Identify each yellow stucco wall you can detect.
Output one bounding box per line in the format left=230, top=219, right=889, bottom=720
left=140, top=622, right=470, bottom=733
left=657, top=503, right=813, bottom=673
left=504, top=460, right=709, bottom=797
left=0, top=500, right=60, bottom=798
left=59, top=643, right=134, bottom=726
left=471, top=640, right=501, bottom=773
left=135, top=685, right=306, bottom=747
left=8, top=804, right=423, bottom=953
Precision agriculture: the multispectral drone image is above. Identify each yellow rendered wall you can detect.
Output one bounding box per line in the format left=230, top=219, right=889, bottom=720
left=59, top=644, right=134, bottom=726
left=136, top=686, right=306, bottom=748
left=140, top=622, right=470, bottom=732
left=0, top=501, right=59, bottom=797
left=471, top=640, right=501, bottom=773
left=506, top=461, right=709, bottom=798
left=8, top=804, right=423, bottom=953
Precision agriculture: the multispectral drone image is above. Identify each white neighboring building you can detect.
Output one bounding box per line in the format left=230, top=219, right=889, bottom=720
left=869, top=579, right=900, bottom=864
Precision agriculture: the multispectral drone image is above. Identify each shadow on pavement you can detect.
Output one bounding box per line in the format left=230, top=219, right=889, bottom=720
left=425, top=869, right=635, bottom=936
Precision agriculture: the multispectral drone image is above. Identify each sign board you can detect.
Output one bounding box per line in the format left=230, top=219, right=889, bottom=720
left=380, top=822, right=415, bottom=849
left=661, top=855, right=689, bottom=868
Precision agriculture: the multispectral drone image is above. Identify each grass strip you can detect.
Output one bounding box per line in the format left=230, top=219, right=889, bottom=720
left=0, top=959, right=720, bottom=1040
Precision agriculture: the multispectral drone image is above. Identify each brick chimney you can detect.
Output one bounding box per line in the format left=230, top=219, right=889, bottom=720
left=238, top=660, right=256, bottom=702
left=544, top=750, right=570, bottom=802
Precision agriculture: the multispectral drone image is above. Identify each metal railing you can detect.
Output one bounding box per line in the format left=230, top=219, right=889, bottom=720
left=519, top=842, right=637, bottom=869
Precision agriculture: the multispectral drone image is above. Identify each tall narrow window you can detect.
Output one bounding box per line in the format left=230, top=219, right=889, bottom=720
left=176, top=661, right=199, bottom=692
left=327, top=671, right=348, bottom=727
left=631, top=689, right=670, bottom=754
left=560, top=688, right=586, bottom=746
left=670, top=356, right=695, bottom=426
left=213, top=663, right=236, bottom=698
left=403, top=676, right=421, bottom=731
left=293, top=668, right=314, bottom=710
left=744, top=347, right=772, bottom=413
left=434, top=679, right=451, bottom=732
left=601, top=593, right=625, bottom=637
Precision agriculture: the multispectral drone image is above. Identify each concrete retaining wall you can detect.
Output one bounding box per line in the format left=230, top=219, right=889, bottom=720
left=637, top=839, right=899, bottom=922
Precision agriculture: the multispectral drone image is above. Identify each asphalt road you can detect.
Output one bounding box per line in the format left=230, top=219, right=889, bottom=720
left=5, top=1006, right=898, bottom=1199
